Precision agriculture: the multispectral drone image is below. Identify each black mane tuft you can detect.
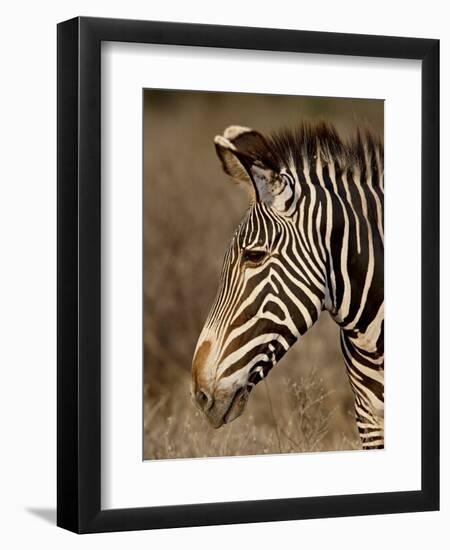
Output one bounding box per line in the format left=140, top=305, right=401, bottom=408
left=251, top=121, right=383, bottom=179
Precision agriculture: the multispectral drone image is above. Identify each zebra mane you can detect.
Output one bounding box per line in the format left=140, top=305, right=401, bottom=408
left=250, top=122, right=383, bottom=182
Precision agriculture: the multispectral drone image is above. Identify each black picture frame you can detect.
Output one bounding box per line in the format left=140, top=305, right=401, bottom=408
left=57, top=16, right=439, bottom=533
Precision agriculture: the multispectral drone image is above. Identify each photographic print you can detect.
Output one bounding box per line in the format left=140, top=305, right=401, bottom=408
left=143, top=90, right=384, bottom=460
left=57, top=18, right=439, bottom=531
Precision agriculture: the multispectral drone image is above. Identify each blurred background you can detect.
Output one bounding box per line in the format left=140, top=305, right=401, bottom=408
left=143, top=90, right=383, bottom=460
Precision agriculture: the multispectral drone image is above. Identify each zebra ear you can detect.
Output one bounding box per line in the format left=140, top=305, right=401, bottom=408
left=214, top=133, right=254, bottom=189
left=214, top=126, right=265, bottom=188
left=214, top=126, right=279, bottom=202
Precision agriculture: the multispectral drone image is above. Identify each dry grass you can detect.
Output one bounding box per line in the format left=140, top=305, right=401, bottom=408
left=144, top=369, right=360, bottom=460
left=143, top=90, right=382, bottom=460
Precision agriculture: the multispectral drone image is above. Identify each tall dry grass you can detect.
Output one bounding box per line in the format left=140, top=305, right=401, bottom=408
left=143, top=90, right=383, bottom=459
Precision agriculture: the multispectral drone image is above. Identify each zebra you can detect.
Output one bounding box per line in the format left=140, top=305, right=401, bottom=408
left=191, top=122, right=384, bottom=450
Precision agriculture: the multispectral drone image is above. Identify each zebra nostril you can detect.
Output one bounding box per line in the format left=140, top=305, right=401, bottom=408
left=195, top=390, right=214, bottom=411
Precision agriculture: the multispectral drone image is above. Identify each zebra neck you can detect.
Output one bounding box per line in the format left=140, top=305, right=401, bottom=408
left=296, top=157, right=383, bottom=344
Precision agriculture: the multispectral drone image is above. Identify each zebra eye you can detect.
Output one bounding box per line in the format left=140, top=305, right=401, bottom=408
left=242, top=248, right=267, bottom=265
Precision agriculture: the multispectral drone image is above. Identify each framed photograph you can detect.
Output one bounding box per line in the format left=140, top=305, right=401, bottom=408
left=57, top=16, right=439, bottom=533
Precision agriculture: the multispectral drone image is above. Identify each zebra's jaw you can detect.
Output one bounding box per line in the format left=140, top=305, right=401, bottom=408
left=223, top=386, right=249, bottom=424
left=246, top=344, right=275, bottom=390
left=208, top=349, right=278, bottom=428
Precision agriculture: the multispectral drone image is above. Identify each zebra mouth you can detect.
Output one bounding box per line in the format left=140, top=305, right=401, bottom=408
left=223, top=387, right=249, bottom=424
left=205, top=350, right=280, bottom=428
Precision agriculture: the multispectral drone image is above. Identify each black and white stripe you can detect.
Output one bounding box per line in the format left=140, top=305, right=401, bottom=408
left=192, top=123, right=384, bottom=449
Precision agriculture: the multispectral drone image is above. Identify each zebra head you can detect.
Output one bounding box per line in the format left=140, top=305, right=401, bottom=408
left=191, top=125, right=327, bottom=428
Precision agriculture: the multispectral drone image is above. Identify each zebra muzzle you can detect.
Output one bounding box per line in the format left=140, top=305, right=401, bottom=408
left=223, top=386, right=248, bottom=424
